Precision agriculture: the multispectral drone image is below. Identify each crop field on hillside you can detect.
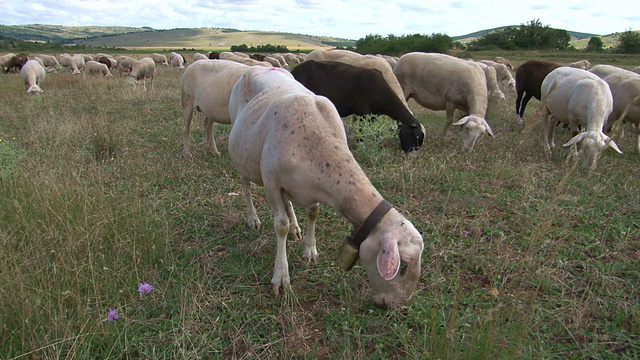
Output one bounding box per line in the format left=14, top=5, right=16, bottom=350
left=0, top=53, right=639, bottom=359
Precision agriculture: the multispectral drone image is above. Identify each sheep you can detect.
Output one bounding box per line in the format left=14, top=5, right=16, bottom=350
left=20, top=59, right=46, bottom=95
left=474, top=61, right=506, bottom=100
left=0, top=52, right=16, bottom=68
left=479, top=60, right=516, bottom=96
left=149, top=53, right=169, bottom=66
left=494, top=56, right=513, bottom=71
left=394, top=52, right=494, bottom=152
left=84, top=60, right=113, bottom=77
left=117, top=56, right=136, bottom=75
left=589, top=64, right=640, bottom=152
left=569, top=59, right=591, bottom=70
left=180, top=59, right=250, bottom=156
left=128, top=57, right=156, bottom=91
left=70, top=54, right=85, bottom=74
left=514, top=59, right=562, bottom=123
left=35, top=54, right=60, bottom=72
left=192, top=52, right=209, bottom=62
left=228, top=66, right=424, bottom=308
left=263, top=55, right=284, bottom=67
left=540, top=66, right=622, bottom=171
left=632, top=66, right=640, bottom=75
left=208, top=51, right=220, bottom=59
left=304, top=49, right=410, bottom=110
left=170, top=52, right=185, bottom=70
left=4, top=53, right=29, bottom=73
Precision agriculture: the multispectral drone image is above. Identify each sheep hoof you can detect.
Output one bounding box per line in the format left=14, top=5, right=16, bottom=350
left=247, top=217, right=260, bottom=230
left=303, top=248, right=318, bottom=264
left=289, top=225, right=302, bottom=241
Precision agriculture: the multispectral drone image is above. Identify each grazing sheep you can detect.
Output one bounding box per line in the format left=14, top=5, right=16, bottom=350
left=479, top=60, right=516, bottom=96
left=208, top=51, right=220, bottom=59
left=4, top=53, right=29, bottom=73
left=228, top=66, right=424, bottom=308
left=128, top=57, right=156, bottom=91
left=589, top=64, right=640, bottom=152
left=84, top=60, right=113, bottom=77
left=263, top=55, right=284, bottom=67
left=0, top=52, right=16, bottom=68
left=180, top=59, right=250, bottom=156
left=192, top=52, right=209, bottom=62
left=494, top=56, right=513, bottom=71
left=117, top=56, right=136, bottom=75
left=70, top=54, right=85, bottom=74
left=394, top=52, right=494, bottom=152
left=170, top=52, right=186, bottom=70
left=20, top=59, right=46, bottom=95
left=569, top=59, right=591, bottom=70
left=36, top=54, right=60, bottom=72
left=514, top=59, right=562, bottom=123
left=474, top=61, right=506, bottom=100
left=540, top=67, right=622, bottom=170
left=149, top=53, right=169, bottom=66
left=304, top=49, right=410, bottom=110
left=291, top=60, right=425, bottom=154
left=97, top=56, right=112, bottom=69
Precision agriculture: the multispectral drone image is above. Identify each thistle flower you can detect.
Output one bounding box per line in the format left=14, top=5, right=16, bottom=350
left=107, top=308, right=119, bottom=321
left=137, top=282, right=153, bottom=294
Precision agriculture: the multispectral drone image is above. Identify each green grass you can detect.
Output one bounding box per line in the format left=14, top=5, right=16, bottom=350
left=1, top=55, right=639, bottom=359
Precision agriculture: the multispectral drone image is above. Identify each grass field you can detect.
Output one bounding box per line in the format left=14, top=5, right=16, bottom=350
left=1, top=52, right=639, bottom=359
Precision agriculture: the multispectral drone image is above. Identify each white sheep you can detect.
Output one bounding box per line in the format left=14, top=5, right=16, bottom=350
left=474, top=61, right=506, bottom=100
left=180, top=59, right=250, bottom=156
left=0, top=52, right=16, bottom=68
left=192, top=52, right=209, bottom=62
left=589, top=64, right=640, bottom=152
left=117, top=56, right=136, bottom=75
left=569, top=59, right=591, bottom=70
left=541, top=66, right=622, bottom=170
left=170, top=52, right=185, bottom=70
left=36, top=54, right=60, bottom=72
left=84, top=60, right=113, bottom=77
left=479, top=60, right=516, bottom=96
left=70, top=54, right=85, bottom=74
left=149, top=53, right=169, bottom=66
left=128, top=57, right=156, bottom=91
left=394, top=52, right=494, bottom=152
left=20, top=59, right=46, bottom=95
left=228, top=66, right=424, bottom=308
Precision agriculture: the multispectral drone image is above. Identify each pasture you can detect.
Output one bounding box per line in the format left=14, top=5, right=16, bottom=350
left=1, top=53, right=639, bottom=359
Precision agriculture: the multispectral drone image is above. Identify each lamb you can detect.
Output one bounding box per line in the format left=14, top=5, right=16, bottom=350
left=540, top=66, right=622, bottom=171
left=394, top=52, right=494, bottom=152
left=20, top=59, right=46, bottom=95
left=128, top=57, right=156, bottom=91
left=228, top=66, right=424, bottom=308
left=304, top=49, right=410, bottom=110
left=84, top=60, right=113, bottom=77
left=589, top=64, right=640, bottom=152
left=180, top=59, right=250, bottom=156
left=514, top=59, right=561, bottom=123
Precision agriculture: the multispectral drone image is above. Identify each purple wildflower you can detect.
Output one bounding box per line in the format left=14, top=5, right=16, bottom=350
left=107, top=308, right=119, bottom=321
left=137, top=282, right=153, bottom=294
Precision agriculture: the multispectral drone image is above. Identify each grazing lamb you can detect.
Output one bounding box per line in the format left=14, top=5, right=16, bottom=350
left=128, top=57, right=156, bottom=91
left=540, top=67, right=622, bottom=170
left=394, top=52, right=494, bottom=152
left=84, top=60, right=113, bottom=77
left=180, top=59, right=250, bottom=156
left=514, top=59, right=562, bottom=123
left=150, top=53, right=169, bottom=66
left=479, top=60, right=516, bottom=96
left=304, top=49, right=410, bottom=110
left=569, top=59, right=591, bottom=70
left=228, top=66, right=424, bottom=308
left=589, top=64, right=640, bottom=152
left=20, top=59, right=46, bottom=95
left=291, top=60, right=425, bottom=154
left=4, top=53, right=29, bottom=73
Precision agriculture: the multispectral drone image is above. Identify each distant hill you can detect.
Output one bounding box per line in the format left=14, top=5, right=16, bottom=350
left=0, top=24, right=152, bottom=43
left=452, top=25, right=599, bottom=44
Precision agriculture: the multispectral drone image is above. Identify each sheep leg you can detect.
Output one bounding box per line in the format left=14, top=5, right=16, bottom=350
left=442, top=105, right=455, bottom=136
left=266, top=191, right=291, bottom=296
left=284, top=199, right=302, bottom=240
left=241, top=177, right=260, bottom=230
left=203, top=117, right=220, bottom=156
left=181, top=104, right=195, bottom=156
left=302, top=203, right=319, bottom=264
left=542, top=107, right=555, bottom=157
left=635, top=125, right=640, bottom=154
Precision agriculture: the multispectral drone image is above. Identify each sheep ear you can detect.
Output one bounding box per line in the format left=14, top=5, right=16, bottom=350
left=483, top=119, right=495, bottom=137
left=563, top=132, right=586, bottom=147
left=377, top=239, right=400, bottom=280
left=606, top=138, right=623, bottom=153
left=452, top=117, right=469, bottom=126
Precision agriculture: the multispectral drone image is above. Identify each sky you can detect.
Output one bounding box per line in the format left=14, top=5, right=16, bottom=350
left=1, top=0, right=637, bottom=40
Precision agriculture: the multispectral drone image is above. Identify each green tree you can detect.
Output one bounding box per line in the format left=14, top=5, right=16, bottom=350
left=615, top=30, right=640, bottom=53
left=586, top=36, right=604, bottom=52
left=468, top=19, right=570, bottom=51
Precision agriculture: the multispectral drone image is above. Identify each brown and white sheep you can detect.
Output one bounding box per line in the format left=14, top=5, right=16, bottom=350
left=228, top=66, right=424, bottom=308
